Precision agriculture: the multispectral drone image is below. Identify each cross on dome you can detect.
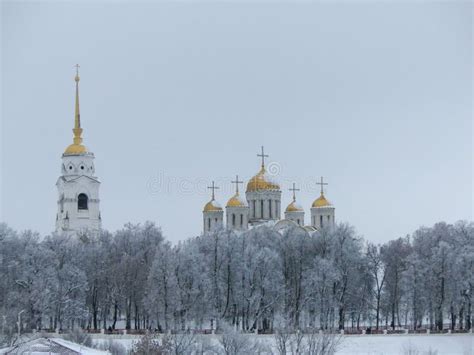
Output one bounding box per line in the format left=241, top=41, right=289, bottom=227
left=207, top=181, right=219, bottom=200
left=257, top=146, right=269, bottom=168
left=316, top=176, right=328, bottom=195
left=231, top=175, right=243, bottom=194
left=289, top=182, right=300, bottom=202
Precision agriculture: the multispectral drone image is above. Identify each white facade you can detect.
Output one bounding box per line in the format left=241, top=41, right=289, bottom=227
left=246, top=190, right=281, bottom=225
left=311, top=205, right=335, bottom=230
left=285, top=210, right=305, bottom=226
left=56, top=152, right=101, bottom=234
left=226, top=205, right=249, bottom=231
left=203, top=209, right=224, bottom=233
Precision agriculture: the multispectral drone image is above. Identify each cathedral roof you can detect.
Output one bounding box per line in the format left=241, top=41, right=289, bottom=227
left=312, top=193, right=332, bottom=208
left=246, top=166, right=280, bottom=192
left=226, top=193, right=248, bottom=208
left=286, top=200, right=303, bottom=212
left=203, top=199, right=223, bottom=212
left=64, top=143, right=88, bottom=155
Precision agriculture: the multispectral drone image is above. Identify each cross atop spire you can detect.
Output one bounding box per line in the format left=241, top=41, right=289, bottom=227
left=207, top=181, right=219, bottom=200
left=257, top=146, right=269, bottom=168
left=231, top=175, right=243, bottom=194
left=316, top=176, right=328, bottom=195
left=289, top=182, right=300, bottom=202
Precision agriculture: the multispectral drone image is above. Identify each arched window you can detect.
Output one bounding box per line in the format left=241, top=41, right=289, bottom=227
left=78, top=193, right=88, bottom=210
left=297, top=219, right=300, bottom=225
left=320, top=215, right=323, bottom=228
left=260, top=200, right=264, bottom=218
left=232, top=214, right=236, bottom=226
left=208, top=218, right=211, bottom=230
left=240, top=214, right=243, bottom=226
left=269, top=200, right=272, bottom=218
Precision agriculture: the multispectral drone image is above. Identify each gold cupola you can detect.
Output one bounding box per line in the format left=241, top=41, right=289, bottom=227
left=203, top=181, right=223, bottom=212
left=286, top=200, right=304, bottom=212
left=312, top=193, right=331, bottom=208
left=312, top=177, right=332, bottom=208
left=64, top=65, right=88, bottom=155
left=246, top=147, right=280, bottom=192
left=227, top=175, right=248, bottom=207
left=203, top=200, right=223, bottom=212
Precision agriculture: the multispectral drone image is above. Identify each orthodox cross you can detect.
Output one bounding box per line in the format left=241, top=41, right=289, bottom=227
left=316, top=176, right=328, bottom=195
left=74, top=64, right=80, bottom=76
left=257, top=146, right=269, bottom=168
left=289, top=183, right=300, bottom=202
left=207, top=181, right=219, bottom=200
left=231, top=175, right=243, bottom=194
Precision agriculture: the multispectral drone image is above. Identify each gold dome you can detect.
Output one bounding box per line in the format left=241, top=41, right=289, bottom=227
left=246, top=167, right=280, bottom=192
left=203, top=199, right=223, bottom=212
left=226, top=193, right=248, bottom=208
left=312, top=193, right=332, bottom=208
left=286, top=201, right=303, bottom=212
left=64, top=143, right=88, bottom=155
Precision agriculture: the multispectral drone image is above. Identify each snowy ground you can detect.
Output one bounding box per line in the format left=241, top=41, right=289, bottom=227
left=337, top=334, right=473, bottom=355
left=92, top=333, right=474, bottom=354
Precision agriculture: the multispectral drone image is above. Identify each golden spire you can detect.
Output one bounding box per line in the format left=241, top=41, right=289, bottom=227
left=73, top=64, right=83, bottom=145
left=64, top=64, right=87, bottom=155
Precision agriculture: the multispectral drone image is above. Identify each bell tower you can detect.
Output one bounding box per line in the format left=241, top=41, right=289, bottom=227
left=55, top=65, right=101, bottom=235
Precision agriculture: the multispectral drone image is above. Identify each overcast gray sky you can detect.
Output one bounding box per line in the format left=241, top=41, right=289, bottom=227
left=1, top=1, right=472, bottom=243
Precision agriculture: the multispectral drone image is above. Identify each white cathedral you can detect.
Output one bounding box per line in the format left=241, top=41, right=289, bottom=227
left=55, top=68, right=101, bottom=235
left=54, top=68, right=335, bottom=236
left=202, top=147, right=336, bottom=234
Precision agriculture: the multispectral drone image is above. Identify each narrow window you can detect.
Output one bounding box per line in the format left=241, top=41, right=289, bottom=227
left=320, top=215, right=323, bottom=228
left=240, top=214, right=243, bottom=226
left=208, top=218, right=211, bottom=230
left=78, top=193, right=88, bottom=210
left=260, top=200, right=264, bottom=219
left=297, top=219, right=300, bottom=225
left=269, top=200, right=272, bottom=218
left=253, top=200, right=256, bottom=218
left=232, top=214, right=236, bottom=226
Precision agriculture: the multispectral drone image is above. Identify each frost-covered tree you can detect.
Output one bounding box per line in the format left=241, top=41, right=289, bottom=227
left=0, top=219, right=472, bottom=338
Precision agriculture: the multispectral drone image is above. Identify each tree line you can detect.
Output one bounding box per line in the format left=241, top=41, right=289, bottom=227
left=0, top=220, right=472, bottom=340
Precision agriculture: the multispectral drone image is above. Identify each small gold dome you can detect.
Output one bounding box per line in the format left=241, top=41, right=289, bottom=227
left=312, top=193, right=332, bottom=208
left=246, top=167, right=280, bottom=192
left=203, top=199, right=223, bottom=212
left=286, top=201, right=303, bottom=212
left=64, top=143, right=88, bottom=155
left=226, top=193, right=248, bottom=208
